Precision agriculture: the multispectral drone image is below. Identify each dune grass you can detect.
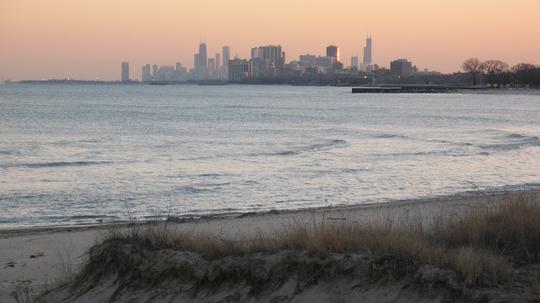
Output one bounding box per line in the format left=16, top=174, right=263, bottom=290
left=86, top=191, right=539, bottom=289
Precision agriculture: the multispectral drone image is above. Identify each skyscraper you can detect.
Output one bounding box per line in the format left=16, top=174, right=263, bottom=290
left=228, top=58, right=250, bottom=82
left=251, top=45, right=284, bottom=67
left=141, top=64, right=151, bottom=82
left=326, top=45, right=339, bottom=62
left=208, top=58, right=215, bottom=74
left=351, top=56, right=359, bottom=70
left=363, top=36, right=372, bottom=66
left=215, top=53, right=221, bottom=71
left=121, top=62, right=129, bottom=82
left=198, top=43, right=207, bottom=70
left=194, top=54, right=199, bottom=69
left=222, top=46, right=230, bottom=68
left=152, top=64, right=159, bottom=79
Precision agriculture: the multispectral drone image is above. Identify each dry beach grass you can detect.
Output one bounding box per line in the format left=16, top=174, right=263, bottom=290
left=38, top=191, right=540, bottom=302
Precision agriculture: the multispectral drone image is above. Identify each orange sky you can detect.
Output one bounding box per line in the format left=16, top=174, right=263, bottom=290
left=1, top=0, right=539, bottom=80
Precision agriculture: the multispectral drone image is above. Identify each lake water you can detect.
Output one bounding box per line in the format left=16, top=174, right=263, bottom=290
left=1, top=84, right=539, bottom=228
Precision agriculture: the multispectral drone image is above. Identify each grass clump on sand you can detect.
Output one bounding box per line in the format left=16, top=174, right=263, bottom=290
left=65, top=191, right=540, bottom=302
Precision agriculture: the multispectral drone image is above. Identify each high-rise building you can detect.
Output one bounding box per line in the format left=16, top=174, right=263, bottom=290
left=228, top=58, right=251, bottom=82
left=215, top=53, right=221, bottom=71
left=121, top=62, right=129, bottom=82
left=194, top=54, right=199, bottom=69
left=251, top=45, right=284, bottom=67
left=152, top=64, right=159, bottom=79
left=198, top=43, right=207, bottom=70
left=141, top=64, right=152, bottom=82
left=208, top=58, right=216, bottom=74
left=363, top=36, right=372, bottom=66
left=351, top=56, right=359, bottom=71
left=326, top=45, right=339, bottom=62
left=222, top=46, right=230, bottom=71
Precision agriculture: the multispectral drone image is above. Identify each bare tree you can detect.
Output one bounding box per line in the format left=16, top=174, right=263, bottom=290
left=462, top=58, right=483, bottom=86
left=512, top=63, right=540, bottom=86
left=481, top=60, right=509, bottom=87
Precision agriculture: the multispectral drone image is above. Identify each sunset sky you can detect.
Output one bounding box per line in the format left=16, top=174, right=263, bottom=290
left=1, top=0, right=539, bottom=81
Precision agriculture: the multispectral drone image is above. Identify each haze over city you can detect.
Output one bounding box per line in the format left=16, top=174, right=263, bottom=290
left=1, top=0, right=540, bottom=81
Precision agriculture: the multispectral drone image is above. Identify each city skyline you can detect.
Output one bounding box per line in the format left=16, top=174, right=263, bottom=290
left=1, top=0, right=540, bottom=81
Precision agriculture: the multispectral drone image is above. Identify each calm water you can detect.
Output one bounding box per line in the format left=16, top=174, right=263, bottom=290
left=1, top=84, right=539, bottom=228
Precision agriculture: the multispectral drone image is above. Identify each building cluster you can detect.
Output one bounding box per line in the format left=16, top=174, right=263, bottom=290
left=120, top=36, right=423, bottom=84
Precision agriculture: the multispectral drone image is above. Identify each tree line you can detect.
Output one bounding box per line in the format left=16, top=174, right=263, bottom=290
left=462, top=58, right=540, bottom=87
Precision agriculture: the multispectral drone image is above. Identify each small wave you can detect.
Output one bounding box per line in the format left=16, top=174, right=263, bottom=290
left=251, top=139, right=348, bottom=157
left=373, top=134, right=409, bottom=139
left=0, top=150, right=12, bottom=155
left=507, top=133, right=529, bottom=139
left=7, top=161, right=113, bottom=169
left=198, top=173, right=234, bottom=178
left=480, top=133, right=540, bottom=151
left=174, top=186, right=213, bottom=194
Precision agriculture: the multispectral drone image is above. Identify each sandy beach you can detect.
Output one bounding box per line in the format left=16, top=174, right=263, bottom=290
left=2, top=189, right=536, bottom=302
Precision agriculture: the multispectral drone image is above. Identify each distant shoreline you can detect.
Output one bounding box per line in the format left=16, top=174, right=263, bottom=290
left=4, top=80, right=539, bottom=90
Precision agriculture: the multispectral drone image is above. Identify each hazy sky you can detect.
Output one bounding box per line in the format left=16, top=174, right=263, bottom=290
left=1, top=0, right=539, bottom=80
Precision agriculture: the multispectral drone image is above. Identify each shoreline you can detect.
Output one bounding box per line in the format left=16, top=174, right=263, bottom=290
left=2, top=188, right=539, bottom=302
left=2, top=188, right=538, bottom=302
left=5, top=81, right=540, bottom=92
left=2, top=185, right=538, bottom=237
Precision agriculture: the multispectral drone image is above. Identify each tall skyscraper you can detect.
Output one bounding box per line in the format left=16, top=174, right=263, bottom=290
left=326, top=45, right=339, bottom=62
left=222, top=46, right=231, bottom=70
left=363, top=36, right=372, bottom=65
left=198, top=43, right=207, bottom=70
left=141, top=64, right=151, bottom=82
left=121, top=62, right=129, bottom=82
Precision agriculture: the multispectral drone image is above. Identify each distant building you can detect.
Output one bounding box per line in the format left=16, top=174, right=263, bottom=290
left=176, top=63, right=187, bottom=80
left=141, top=64, right=152, bottom=82
left=152, top=64, right=159, bottom=79
left=155, top=65, right=176, bottom=81
left=198, top=43, right=208, bottom=70
left=121, top=62, right=129, bottom=82
left=326, top=45, right=339, bottom=63
left=390, top=59, right=414, bottom=77
left=208, top=58, right=216, bottom=74
left=228, top=59, right=251, bottom=82
left=194, top=54, right=199, bottom=69
left=251, top=45, right=284, bottom=68
left=351, top=56, right=359, bottom=71
left=299, top=54, right=318, bottom=66
left=251, top=58, right=274, bottom=78
left=222, top=46, right=230, bottom=73
left=176, top=62, right=186, bottom=73
left=215, top=53, right=221, bottom=71
left=363, top=36, right=372, bottom=66
left=299, top=54, right=334, bottom=72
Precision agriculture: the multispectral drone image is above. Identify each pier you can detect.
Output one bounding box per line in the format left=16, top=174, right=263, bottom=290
left=352, top=85, right=483, bottom=93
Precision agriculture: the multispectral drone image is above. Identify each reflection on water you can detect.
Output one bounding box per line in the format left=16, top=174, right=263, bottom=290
left=0, top=84, right=539, bottom=227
